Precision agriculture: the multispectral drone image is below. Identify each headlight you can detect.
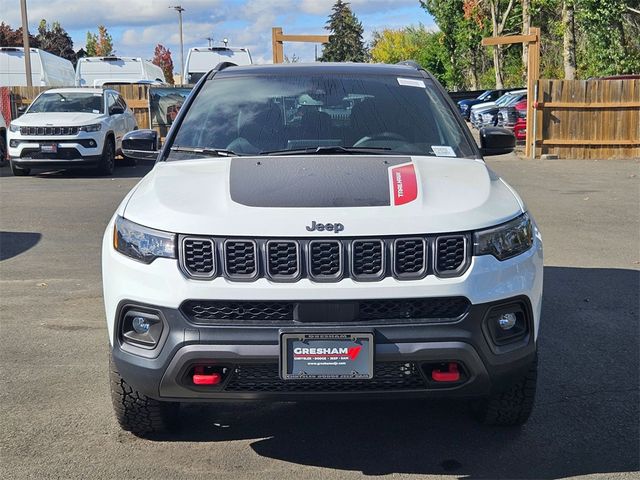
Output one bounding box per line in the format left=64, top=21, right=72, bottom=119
left=473, top=213, right=533, bottom=260
left=113, top=216, right=176, bottom=264
left=9, top=123, right=20, bottom=132
left=78, top=123, right=102, bottom=132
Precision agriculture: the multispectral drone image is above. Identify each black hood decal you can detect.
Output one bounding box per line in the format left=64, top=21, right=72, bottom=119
left=229, top=156, right=411, bottom=208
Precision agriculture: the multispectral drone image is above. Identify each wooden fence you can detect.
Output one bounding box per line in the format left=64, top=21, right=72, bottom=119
left=535, top=79, right=640, bottom=159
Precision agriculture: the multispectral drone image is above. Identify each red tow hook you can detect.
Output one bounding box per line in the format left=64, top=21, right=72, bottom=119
left=431, top=362, right=460, bottom=382
left=193, top=366, right=222, bottom=385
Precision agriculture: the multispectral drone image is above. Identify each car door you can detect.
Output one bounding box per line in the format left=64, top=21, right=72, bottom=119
left=117, top=94, right=137, bottom=132
left=106, top=92, right=126, bottom=150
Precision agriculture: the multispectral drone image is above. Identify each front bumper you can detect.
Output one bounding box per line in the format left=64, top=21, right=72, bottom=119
left=7, top=132, right=104, bottom=168
left=103, top=220, right=543, bottom=402
left=111, top=296, right=537, bottom=401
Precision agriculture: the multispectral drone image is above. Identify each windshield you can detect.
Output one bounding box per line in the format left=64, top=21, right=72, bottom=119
left=477, top=90, right=492, bottom=100
left=495, top=94, right=517, bottom=106
left=28, top=92, right=104, bottom=114
left=168, top=73, right=476, bottom=159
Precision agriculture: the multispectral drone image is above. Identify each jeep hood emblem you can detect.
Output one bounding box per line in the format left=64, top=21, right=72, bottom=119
left=306, top=221, right=344, bottom=233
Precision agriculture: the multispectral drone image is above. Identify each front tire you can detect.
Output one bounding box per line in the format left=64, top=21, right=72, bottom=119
left=109, top=354, right=179, bottom=437
left=10, top=160, right=30, bottom=176
left=473, top=355, right=538, bottom=426
left=97, top=137, right=115, bottom=176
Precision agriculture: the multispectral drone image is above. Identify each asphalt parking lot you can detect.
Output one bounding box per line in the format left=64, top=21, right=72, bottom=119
left=1, top=155, right=639, bottom=479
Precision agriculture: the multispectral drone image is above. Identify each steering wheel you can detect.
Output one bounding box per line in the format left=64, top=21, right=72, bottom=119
left=353, top=132, right=407, bottom=146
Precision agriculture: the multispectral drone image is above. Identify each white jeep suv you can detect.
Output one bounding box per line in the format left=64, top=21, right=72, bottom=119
left=7, top=87, right=137, bottom=176
left=103, top=62, right=543, bottom=436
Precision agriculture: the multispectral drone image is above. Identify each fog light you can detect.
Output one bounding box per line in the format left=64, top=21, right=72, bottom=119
left=121, top=309, right=163, bottom=348
left=132, top=316, right=150, bottom=334
left=9, top=139, right=19, bottom=148
left=498, top=312, right=517, bottom=330
left=88, top=140, right=96, bottom=147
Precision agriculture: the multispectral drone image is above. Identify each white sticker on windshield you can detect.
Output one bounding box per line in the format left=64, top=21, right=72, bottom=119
left=397, top=77, right=426, bottom=88
left=92, top=110, right=100, bottom=114
left=432, top=146, right=456, bottom=157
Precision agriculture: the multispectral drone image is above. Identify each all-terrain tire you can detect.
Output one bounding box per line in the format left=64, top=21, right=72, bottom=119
left=97, top=137, right=116, bottom=176
left=473, top=355, right=538, bottom=426
left=10, top=160, right=30, bottom=176
left=109, top=354, right=179, bottom=436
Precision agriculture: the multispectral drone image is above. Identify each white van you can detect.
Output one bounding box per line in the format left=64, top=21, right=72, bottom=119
left=184, top=47, right=252, bottom=84
left=0, top=47, right=75, bottom=87
left=76, top=57, right=166, bottom=87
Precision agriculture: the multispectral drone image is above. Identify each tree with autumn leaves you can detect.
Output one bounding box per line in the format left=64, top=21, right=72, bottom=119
left=152, top=44, right=175, bottom=85
left=86, top=25, right=114, bottom=57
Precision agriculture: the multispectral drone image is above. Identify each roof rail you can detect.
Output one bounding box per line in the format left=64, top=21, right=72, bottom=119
left=214, top=61, right=238, bottom=72
left=396, top=60, right=421, bottom=70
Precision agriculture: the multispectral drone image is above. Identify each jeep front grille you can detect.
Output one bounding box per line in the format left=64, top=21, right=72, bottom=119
left=20, top=126, right=79, bottom=136
left=181, top=297, right=470, bottom=324
left=179, top=234, right=470, bottom=282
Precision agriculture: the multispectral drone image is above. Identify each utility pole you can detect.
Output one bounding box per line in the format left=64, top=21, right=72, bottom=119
left=20, top=0, right=32, bottom=87
left=170, top=5, right=185, bottom=84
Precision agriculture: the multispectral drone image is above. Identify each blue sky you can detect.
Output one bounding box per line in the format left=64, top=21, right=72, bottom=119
left=2, top=0, right=436, bottom=68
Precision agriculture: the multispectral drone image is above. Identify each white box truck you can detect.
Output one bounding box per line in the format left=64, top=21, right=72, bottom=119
left=76, top=57, right=166, bottom=87
left=0, top=47, right=75, bottom=87
left=184, top=47, right=252, bottom=84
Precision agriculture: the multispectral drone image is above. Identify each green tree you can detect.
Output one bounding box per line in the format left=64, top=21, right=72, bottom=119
left=319, top=0, right=368, bottom=62
left=86, top=25, right=114, bottom=56
left=37, top=20, right=75, bottom=65
left=370, top=26, right=447, bottom=82
left=576, top=0, right=640, bottom=76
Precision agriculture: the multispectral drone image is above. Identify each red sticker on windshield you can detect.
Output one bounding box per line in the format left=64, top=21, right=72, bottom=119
left=390, top=163, right=418, bottom=206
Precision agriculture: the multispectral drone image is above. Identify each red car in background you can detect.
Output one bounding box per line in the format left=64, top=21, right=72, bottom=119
left=497, top=99, right=527, bottom=141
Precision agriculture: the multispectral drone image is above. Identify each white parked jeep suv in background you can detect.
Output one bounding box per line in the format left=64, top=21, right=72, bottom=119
left=103, top=62, right=543, bottom=436
left=7, top=88, right=137, bottom=176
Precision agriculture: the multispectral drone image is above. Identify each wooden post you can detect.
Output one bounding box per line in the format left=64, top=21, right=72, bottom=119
left=481, top=28, right=540, bottom=158
left=272, top=27, right=329, bottom=64
left=525, top=27, right=540, bottom=158
left=272, top=27, right=284, bottom=64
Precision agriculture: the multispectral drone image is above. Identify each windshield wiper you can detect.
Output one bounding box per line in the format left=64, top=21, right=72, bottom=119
left=260, top=146, right=392, bottom=156
left=170, top=146, right=238, bottom=157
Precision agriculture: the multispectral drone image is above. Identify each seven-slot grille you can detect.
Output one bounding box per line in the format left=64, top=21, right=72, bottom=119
left=20, top=126, right=79, bottom=136
left=179, top=235, right=469, bottom=282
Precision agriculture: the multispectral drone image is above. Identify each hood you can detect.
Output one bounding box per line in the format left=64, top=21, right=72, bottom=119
left=123, top=155, right=524, bottom=237
left=458, top=98, right=482, bottom=107
left=13, top=112, right=104, bottom=126
left=470, top=101, right=498, bottom=113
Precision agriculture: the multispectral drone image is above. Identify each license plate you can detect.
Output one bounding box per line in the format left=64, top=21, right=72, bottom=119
left=40, top=143, right=58, bottom=153
left=281, top=333, right=374, bottom=380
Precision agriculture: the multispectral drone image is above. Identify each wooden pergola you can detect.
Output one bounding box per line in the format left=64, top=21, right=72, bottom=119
left=272, top=27, right=329, bottom=64
left=482, top=27, right=540, bottom=158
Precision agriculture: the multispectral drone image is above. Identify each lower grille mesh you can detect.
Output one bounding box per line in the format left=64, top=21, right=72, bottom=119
left=225, top=362, right=426, bottom=392
left=181, top=297, right=470, bottom=324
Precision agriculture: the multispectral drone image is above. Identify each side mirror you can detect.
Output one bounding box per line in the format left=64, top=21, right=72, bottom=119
left=122, top=129, right=159, bottom=161
left=17, top=105, right=27, bottom=116
left=479, top=126, right=516, bottom=156
left=109, top=105, right=125, bottom=116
